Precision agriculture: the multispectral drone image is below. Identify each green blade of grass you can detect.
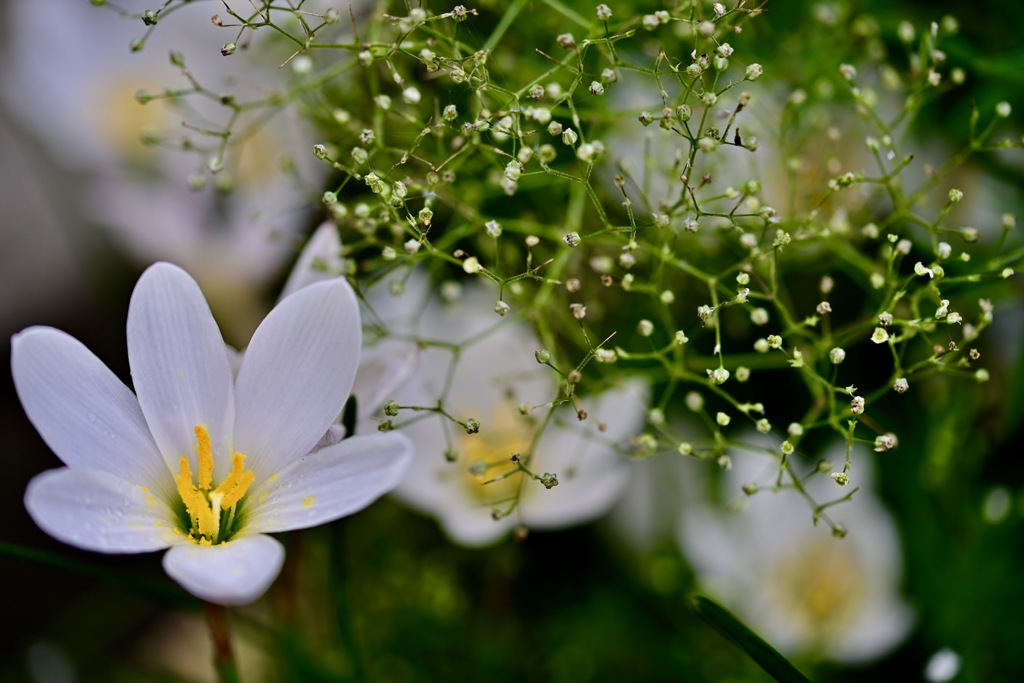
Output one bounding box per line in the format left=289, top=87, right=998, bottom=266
left=692, top=595, right=812, bottom=683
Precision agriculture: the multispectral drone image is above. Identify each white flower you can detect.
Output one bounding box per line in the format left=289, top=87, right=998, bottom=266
left=677, top=439, right=913, bottom=663
left=13, top=262, right=412, bottom=605
left=384, top=284, right=646, bottom=546
left=1, top=0, right=330, bottom=331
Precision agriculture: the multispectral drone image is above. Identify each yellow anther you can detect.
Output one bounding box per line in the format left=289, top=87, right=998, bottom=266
left=220, top=470, right=255, bottom=509
left=212, top=452, right=247, bottom=497
left=194, top=425, right=214, bottom=491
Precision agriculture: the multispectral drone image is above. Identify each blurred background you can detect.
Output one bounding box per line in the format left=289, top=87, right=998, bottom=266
left=2, top=1, right=1024, bottom=681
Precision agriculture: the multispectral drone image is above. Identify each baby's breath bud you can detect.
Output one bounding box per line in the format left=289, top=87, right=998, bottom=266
left=745, top=63, right=764, bottom=81
left=312, top=144, right=328, bottom=160
left=936, top=299, right=950, bottom=318
left=914, top=262, right=935, bottom=279
left=404, top=239, right=421, bottom=255
left=570, top=303, right=587, bottom=320
left=736, top=272, right=750, bottom=286
left=788, top=423, right=804, bottom=437
left=595, top=348, right=617, bottom=363
left=750, top=308, right=769, bottom=326
left=817, top=301, right=832, bottom=315
left=562, top=128, right=578, bottom=146
left=595, top=3, right=612, bottom=20
left=351, top=147, right=369, bottom=165
left=638, top=111, right=655, bottom=126
left=601, top=68, right=618, bottom=84
left=830, top=347, right=846, bottom=364
left=321, top=191, right=337, bottom=206
left=871, top=327, right=889, bottom=344
left=735, top=366, right=750, bottom=382
left=831, top=472, right=850, bottom=486
left=504, top=160, right=523, bottom=181
left=674, top=330, right=689, bottom=345
left=879, top=312, right=893, bottom=326
left=685, top=392, right=704, bottom=412
left=678, top=442, right=693, bottom=456
left=360, top=129, right=376, bottom=145
left=462, top=256, right=482, bottom=274
left=754, top=338, right=770, bottom=353
left=451, top=5, right=468, bottom=21
left=684, top=217, right=700, bottom=233
left=642, top=14, right=660, bottom=30
left=220, top=41, right=237, bottom=57
left=781, top=440, right=795, bottom=455
left=947, top=188, right=964, bottom=204
left=741, top=482, right=758, bottom=496
left=533, top=472, right=558, bottom=489
left=975, top=368, right=990, bottom=383
left=716, top=412, right=731, bottom=427
left=839, top=63, right=857, bottom=82
left=702, top=91, right=718, bottom=106
left=638, top=319, right=654, bottom=337
left=377, top=419, right=394, bottom=432
left=712, top=455, right=731, bottom=470
left=464, top=418, right=480, bottom=435
left=660, top=290, right=675, bottom=304
left=557, top=33, right=576, bottom=49
left=494, top=300, right=510, bottom=317
left=589, top=81, right=605, bottom=96
left=710, top=367, right=730, bottom=385
left=563, top=231, right=581, bottom=247
left=893, top=377, right=909, bottom=393
left=381, top=246, right=397, bottom=261
left=874, top=433, right=898, bottom=452
left=936, top=242, right=952, bottom=259
left=1002, top=267, right=1014, bottom=278
left=767, top=335, right=782, bottom=349
left=850, top=395, right=866, bottom=415
left=996, top=101, right=1012, bottom=118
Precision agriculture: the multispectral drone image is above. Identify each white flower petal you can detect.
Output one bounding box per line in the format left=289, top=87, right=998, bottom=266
left=233, top=278, right=361, bottom=479
left=521, top=381, right=645, bottom=528
left=25, top=468, right=178, bottom=553
left=127, top=263, right=235, bottom=480
left=162, top=534, right=284, bottom=606
left=352, top=340, right=418, bottom=423
left=12, top=327, right=173, bottom=498
left=278, top=222, right=344, bottom=301
left=246, top=432, right=413, bottom=534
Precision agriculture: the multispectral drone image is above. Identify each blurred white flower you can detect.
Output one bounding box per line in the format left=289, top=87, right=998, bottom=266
left=1, top=0, right=336, bottom=334
left=14, top=262, right=412, bottom=605
left=677, top=438, right=913, bottom=663
left=381, top=283, right=647, bottom=546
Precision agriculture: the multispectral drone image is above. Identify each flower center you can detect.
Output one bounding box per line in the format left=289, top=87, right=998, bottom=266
left=174, top=425, right=255, bottom=545
left=459, top=407, right=534, bottom=505
left=765, top=538, right=866, bottom=646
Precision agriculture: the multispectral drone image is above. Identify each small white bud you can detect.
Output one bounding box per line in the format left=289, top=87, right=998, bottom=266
left=829, top=347, right=846, bottom=364
left=871, top=327, right=890, bottom=344
left=494, top=300, right=510, bottom=316
left=894, top=377, right=909, bottom=394
left=638, top=319, right=654, bottom=337
left=850, top=395, right=866, bottom=415
left=715, top=412, right=731, bottom=427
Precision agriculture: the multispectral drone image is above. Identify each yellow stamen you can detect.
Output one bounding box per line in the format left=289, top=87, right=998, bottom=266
left=173, top=426, right=254, bottom=544
left=220, top=470, right=255, bottom=509
left=194, top=425, right=214, bottom=491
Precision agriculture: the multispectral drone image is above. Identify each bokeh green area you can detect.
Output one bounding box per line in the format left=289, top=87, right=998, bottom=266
left=2, top=0, right=1024, bottom=681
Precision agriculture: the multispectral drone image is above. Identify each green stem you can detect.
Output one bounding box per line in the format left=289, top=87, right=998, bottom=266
left=205, top=602, right=241, bottom=683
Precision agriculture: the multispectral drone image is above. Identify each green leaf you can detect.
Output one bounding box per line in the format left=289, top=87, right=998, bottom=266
left=692, top=595, right=812, bottom=683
